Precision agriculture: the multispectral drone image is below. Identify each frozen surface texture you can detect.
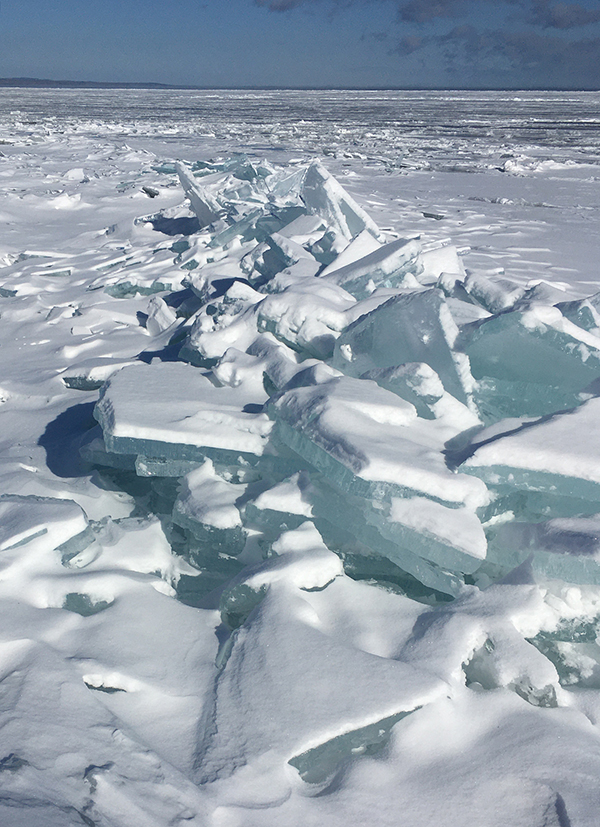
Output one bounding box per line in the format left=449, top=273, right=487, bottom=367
left=1, top=88, right=600, bottom=826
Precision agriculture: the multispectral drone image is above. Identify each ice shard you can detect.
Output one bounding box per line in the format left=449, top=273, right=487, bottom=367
left=176, top=162, right=221, bottom=228
left=300, top=160, right=382, bottom=241
left=333, top=288, right=474, bottom=405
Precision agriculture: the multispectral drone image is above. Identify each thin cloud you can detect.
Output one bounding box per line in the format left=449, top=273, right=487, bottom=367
left=529, top=0, right=600, bottom=29
left=255, top=0, right=314, bottom=9
left=397, top=22, right=600, bottom=85
left=398, top=0, right=466, bottom=23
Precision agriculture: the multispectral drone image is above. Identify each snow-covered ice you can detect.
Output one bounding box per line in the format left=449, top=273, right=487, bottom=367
left=1, top=87, right=600, bottom=826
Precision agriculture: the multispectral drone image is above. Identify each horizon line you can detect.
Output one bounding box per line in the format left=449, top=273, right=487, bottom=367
left=0, top=77, right=599, bottom=93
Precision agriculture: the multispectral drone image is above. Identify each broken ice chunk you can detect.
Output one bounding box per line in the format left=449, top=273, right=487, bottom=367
left=463, top=274, right=524, bottom=314
left=361, top=361, right=477, bottom=424
left=270, top=375, right=488, bottom=511
left=145, top=295, right=177, bottom=336
left=277, top=213, right=329, bottom=246
left=301, top=161, right=381, bottom=241
left=459, top=304, right=600, bottom=391
left=489, top=515, right=600, bottom=585
left=94, top=362, right=273, bottom=461
left=556, top=294, right=600, bottom=334
left=180, top=280, right=264, bottom=367
left=242, top=232, right=320, bottom=284
left=333, top=289, right=474, bottom=405
left=461, top=398, right=600, bottom=504
left=319, top=237, right=423, bottom=300
left=257, top=276, right=355, bottom=359
left=172, top=459, right=246, bottom=555
left=176, top=162, right=221, bottom=227
left=319, top=229, right=380, bottom=276
left=0, top=495, right=89, bottom=555
left=419, top=242, right=466, bottom=284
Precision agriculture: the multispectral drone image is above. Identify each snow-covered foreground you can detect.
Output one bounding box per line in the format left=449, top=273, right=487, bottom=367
left=1, top=89, right=600, bottom=826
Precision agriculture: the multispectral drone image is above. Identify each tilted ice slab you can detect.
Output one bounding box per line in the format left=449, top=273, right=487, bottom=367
left=176, top=162, right=221, bottom=227
left=301, top=160, right=382, bottom=241
left=459, top=304, right=600, bottom=392
left=0, top=495, right=88, bottom=553
left=461, top=398, right=600, bottom=502
left=490, top=515, right=600, bottom=585
left=333, top=288, right=474, bottom=405
left=94, top=362, right=273, bottom=461
left=319, top=237, right=423, bottom=300
left=270, top=375, right=487, bottom=509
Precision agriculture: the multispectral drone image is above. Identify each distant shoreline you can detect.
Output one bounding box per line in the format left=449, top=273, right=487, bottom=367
left=0, top=78, right=598, bottom=92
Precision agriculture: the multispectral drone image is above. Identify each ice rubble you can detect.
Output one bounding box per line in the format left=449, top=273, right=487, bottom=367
left=5, top=142, right=600, bottom=824
left=86, top=154, right=600, bottom=600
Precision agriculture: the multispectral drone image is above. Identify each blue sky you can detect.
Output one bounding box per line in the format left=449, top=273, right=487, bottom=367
left=1, top=0, right=600, bottom=88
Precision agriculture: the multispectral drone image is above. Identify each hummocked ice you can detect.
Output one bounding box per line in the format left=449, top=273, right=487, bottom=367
left=3, top=99, right=600, bottom=826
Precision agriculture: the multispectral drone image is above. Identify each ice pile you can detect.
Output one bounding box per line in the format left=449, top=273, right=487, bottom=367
left=84, top=156, right=600, bottom=603
left=4, top=142, right=600, bottom=825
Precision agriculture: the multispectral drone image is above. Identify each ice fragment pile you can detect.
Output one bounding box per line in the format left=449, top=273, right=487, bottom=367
left=4, top=137, right=600, bottom=824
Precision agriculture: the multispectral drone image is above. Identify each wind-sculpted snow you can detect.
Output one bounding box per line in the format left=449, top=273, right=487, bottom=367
left=3, top=91, right=600, bottom=825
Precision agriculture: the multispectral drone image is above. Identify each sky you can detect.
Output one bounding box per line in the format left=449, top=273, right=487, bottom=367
left=1, top=0, right=600, bottom=89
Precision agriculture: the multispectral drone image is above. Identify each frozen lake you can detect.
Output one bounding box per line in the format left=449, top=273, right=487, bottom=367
left=1, top=88, right=600, bottom=827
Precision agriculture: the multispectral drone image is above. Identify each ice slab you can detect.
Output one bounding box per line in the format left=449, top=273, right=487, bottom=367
left=461, top=399, right=600, bottom=503
left=0, top=495, right=88, bottom=553
left=473, top=376, right=585, bottom=422
left=176, top=162, right=221, bottom=228
left=308, top=480, right=478, bottom=594
left=419, top=242, right=466, bottom=284
left=172, top=460, right=246, bottom=558
left=180, top=280, right=264, bottom=367
left=300, top=160, right=381, bottom=241
left=257, top=275, right=355, bottom=359
left=320, top=237, right=423, bottom=299
left=94, top=362, right=273, bottom=460
left=463, top=274, right=524, bottom=314
left=361, top=362, right=474, bottom=423
left=242, top=232, right=320, bottom=284
left=195, top=583, right=445, bottom=785
left=489, top=515, right=600, bottom=584
left=333, top=288, right=474, bottom=405
left=556, top=295, right=600, bottom=334
left=460, top=304, right=600, bottom=392
left=61, top=357, right=140, bottom=391
left=270, top=375, right=488, bottom=511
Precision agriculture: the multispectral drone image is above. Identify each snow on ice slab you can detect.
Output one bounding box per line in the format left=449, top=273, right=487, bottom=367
left=333, top=288, right=473, bottom=405
left=319, top=236, right=423, bottom=299
left=461, top=398, right=600, bottom=502
left=94, top=362, right=273, bottom=460
left=0, top=495, right=88, bottom=553
left=195, top=576, right=446, bottom=788
left=270, top=375, right=488, bottom=511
